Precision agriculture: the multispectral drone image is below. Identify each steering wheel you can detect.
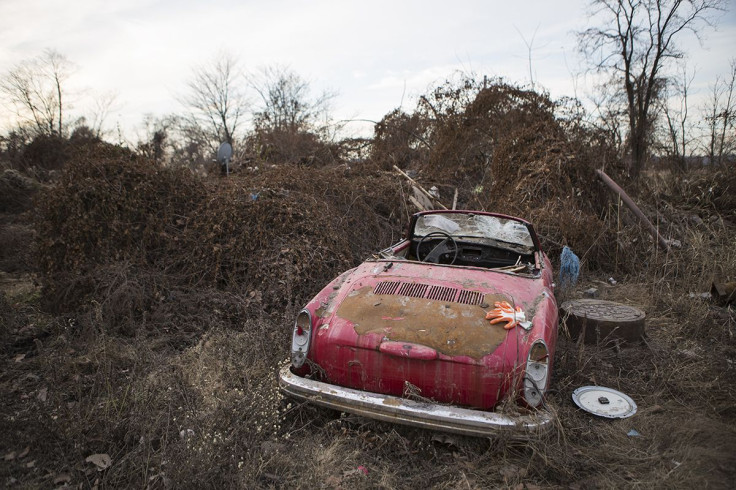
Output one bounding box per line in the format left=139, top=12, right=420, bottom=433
left=417, top=231, right=459, bottom=264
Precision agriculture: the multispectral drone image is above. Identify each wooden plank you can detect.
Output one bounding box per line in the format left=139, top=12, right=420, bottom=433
left=393, top=165, right=448, bottom=210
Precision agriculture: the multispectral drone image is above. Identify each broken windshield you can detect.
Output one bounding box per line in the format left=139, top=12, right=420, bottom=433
left=414, top=213, right=535, bottom=250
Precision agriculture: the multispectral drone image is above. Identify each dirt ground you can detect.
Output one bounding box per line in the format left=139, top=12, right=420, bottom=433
left=1, top=165, right=734, bottom=489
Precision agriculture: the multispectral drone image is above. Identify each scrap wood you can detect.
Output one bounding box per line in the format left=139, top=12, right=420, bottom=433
left=497, top=264, right=527, bottom=273
left=411, top=186, right=434, bottom=211
left=595, top=169, right=670, bottom=252
left=409, top=196, right=428, bottom=211
left=393, top=165, right=448, bottom=210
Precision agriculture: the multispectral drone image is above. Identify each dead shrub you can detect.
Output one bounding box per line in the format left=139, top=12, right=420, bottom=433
left=35, top=152, right=407, bottom=334
left=377, top=77, right=622, bottom=270
left=247, top=127, right=340, bottom=166
left=371, top=109, right=431, bottom=171
left=648, top=165, right=736, bottom=220
left=0, top=221, right=35, bottom=273
left=20, top=134, right=68, bottom=172
left=35, top=151, right=204, bottom=278
left=0, top=169, right=39, bottom=213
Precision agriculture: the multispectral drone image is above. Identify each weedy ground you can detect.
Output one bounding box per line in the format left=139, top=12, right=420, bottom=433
left=1, top=153, right=734, bottom=488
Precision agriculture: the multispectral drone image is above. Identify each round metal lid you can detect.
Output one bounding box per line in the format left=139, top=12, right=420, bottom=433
left=561, top=299, right=645, bottom=323
left=572, top=386, right=637, bottom=418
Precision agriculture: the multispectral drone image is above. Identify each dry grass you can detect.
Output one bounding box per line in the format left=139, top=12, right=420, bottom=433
left=1, top=89, right=735, bottom=488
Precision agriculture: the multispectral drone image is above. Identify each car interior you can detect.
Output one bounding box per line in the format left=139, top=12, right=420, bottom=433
left=409, top=233, right=536, bottom=270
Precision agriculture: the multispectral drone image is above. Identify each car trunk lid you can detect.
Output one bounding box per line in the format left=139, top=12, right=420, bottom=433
left=311, top=262, right=544, bottom=409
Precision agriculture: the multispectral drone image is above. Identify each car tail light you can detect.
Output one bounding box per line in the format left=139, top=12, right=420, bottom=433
left=291, top=309, right=312, bottom=368
left=523, top=340, right=549, bottom=408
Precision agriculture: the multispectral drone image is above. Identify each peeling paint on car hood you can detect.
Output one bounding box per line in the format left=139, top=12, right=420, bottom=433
left=337, top=285, right=510, bottom=359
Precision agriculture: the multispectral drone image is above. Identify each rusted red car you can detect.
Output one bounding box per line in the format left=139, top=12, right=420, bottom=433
left=279, top=210, right=558, bottom=438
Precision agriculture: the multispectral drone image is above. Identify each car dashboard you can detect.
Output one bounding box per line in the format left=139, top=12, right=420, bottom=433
left=411, top=236, right=536, bottom=270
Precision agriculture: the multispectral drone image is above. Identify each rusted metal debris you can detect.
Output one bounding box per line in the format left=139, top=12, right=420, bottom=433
left=561, top=299, right=646, bottom=345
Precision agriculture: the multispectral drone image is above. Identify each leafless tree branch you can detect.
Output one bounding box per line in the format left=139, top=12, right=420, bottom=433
left=578, top=0, right=724, bottom=177
left=0, top=49, right=74, bottom=136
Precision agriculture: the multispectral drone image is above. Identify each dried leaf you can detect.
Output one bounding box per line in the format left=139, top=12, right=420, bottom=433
left=37, top=387, right=48, bottom=403
left=3, top=451, right=16, bottom=461
left=54, top=473, right=72, bottom=485
left=25, top=460, right=35, bottom=468
left=18, top=447, right=29, bottom=458
left=14, top=353, right=26, bottom=362
left=85, top=453, right=112, bottom=471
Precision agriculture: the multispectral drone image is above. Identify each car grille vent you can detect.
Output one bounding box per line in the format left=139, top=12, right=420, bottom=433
left=457, top=290, right=483, bottom=305
left=374, top=281, right=400, bottom=295
left=398, top=282, right=429, bottom=298
left=426, top=285, right=456, bottom=302
left=373, top=281, right=484, bottom=306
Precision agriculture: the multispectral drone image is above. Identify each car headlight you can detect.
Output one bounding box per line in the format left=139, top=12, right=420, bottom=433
left=291, top=309, right=312, bottom=368
left=523, top=340, right=549, bottom=408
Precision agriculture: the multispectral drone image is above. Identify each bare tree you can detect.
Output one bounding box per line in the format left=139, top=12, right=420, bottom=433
left=180, top=52, right=248, bottom=149
left=578, top=0, right=724, bottom=178
left=136, top=114, right=176, bottom=164
left=247, top=66, right=337, bottom=164
left=703, top=59, right=736, bottom=166
left=514, top=24, right=541, bottom=90
left=660, top=63, right=695, bottom=168
left=0, top=49, right=74, bottom=136
left=249, top=65, right=335, bottom=135
left=88, top=90, right=119, bottom=138
left=589, top=76, right=629, bottom=159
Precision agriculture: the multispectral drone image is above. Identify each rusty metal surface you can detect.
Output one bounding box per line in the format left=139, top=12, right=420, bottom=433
left=560, top=299, right=645, bottom=344
left=293, top=211, right=560, bottom=418
left=337, top=285, right=509, bottom=359
left=279, top=365, right=553, bottom=439
left=561, top=299, right=645, bottom=323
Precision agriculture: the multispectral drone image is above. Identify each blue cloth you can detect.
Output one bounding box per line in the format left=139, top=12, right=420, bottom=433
left=559, top=246, right=580, bottom=290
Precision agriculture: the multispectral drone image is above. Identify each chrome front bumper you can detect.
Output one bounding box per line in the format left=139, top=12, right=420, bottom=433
left=278, top=366, right=553, bottom=439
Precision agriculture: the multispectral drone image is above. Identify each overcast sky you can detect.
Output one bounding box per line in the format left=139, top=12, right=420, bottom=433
left=1, top=0, right=734, bottom=140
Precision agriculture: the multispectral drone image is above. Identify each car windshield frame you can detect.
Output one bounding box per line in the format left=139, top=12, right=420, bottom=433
left=410, top=211, right=540, bottom=253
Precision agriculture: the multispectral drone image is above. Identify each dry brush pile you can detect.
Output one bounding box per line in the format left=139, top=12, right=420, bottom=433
left=373, top=79, right=638, bottom=271
left=33, top=149, right=406, bottom=337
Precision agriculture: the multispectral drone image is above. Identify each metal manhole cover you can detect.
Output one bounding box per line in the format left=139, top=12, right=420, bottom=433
left=563, top=299, right=645, bottom=322
left=560, top=299, right=646, bottom=345
left=572, top=386, right=637, bottom=418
